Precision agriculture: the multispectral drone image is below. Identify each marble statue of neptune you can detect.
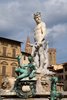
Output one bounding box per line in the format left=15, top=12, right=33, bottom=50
left=31, top=12, right=49, bottom=74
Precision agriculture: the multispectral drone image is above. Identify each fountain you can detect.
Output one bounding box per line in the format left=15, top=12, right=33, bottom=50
left=0, top=12, right=65, bottom=99
left=30, top=12, right=53, bottom=94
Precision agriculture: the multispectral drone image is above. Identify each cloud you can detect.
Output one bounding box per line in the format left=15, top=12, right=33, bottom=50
left=0, top=0, right=67, bottom=63
left=47, top=23, right=67, bottom=38
left=44, top=0, right=67, bottom=27
left=0, top=0, right=43, bottom=39
left=47, top=23, right=67, bottom=63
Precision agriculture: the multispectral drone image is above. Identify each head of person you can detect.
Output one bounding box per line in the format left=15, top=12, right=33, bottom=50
left=34, top=12, right=41, bottom=24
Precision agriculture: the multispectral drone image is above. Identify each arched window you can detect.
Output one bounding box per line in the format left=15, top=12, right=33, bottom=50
left=2, top=66, right=6, bottom=76
left=12, top=49, right=16, bottom=58
left=11, top=62, right=17, bottom=77
left=11, top=62, right=17, bottom=66
left=3, top=47, right=6, bottom=57
left=12, top=67, right=16, bottom=77
left=1, top=61, right=8, bottom=65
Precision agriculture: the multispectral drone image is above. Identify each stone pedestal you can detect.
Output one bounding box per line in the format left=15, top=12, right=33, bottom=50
left=36, top=73, right=51, bottom=94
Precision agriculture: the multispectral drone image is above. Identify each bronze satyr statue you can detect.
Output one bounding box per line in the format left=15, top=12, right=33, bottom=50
left=13, top=56, right=36, bottom=98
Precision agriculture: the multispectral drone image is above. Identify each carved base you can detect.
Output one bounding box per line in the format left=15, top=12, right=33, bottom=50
left=0, top=74, right=52, bottom=98
left=14, top=79, right=37, bottom=98
left=36, top=73, right=51, bottom=94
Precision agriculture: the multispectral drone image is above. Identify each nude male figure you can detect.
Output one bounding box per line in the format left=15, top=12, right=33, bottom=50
left=34, top=12, right=46, bottom=44
left=32, top=12, right=47, bottom=73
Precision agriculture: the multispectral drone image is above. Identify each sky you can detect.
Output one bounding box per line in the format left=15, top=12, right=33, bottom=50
left=0, top=0, right=67, bottom=64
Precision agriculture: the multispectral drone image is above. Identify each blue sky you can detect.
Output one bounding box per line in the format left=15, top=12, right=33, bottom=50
left=0, top=0, right=67, bottom=64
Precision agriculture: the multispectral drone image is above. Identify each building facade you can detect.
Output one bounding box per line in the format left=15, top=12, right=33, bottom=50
left=62, top=63, right=67, bottom=91
left=0, top=37, right=21, bottom=79
left=0, top=37, right=57, bottom=77
left=0, top=36, right=58, bottom=90
left=48, top=48, right=56, bottom=65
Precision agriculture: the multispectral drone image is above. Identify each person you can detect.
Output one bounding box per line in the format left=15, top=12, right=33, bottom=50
left=50, top=74, right=62, bottom=100
left=13, top=56, right=36, bottom=90
left=33, top=12, right=47, bottom=44
left=32, top=12, right=47, bottom=73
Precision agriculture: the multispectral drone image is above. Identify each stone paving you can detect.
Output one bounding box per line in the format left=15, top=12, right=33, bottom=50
left=2, top=98, right=49, bottom=100
left=1, top=89, right=67, bottom=100
left=1, top=98, right=67, bottom=100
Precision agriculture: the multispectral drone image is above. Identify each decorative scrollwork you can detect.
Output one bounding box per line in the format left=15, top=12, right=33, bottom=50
left=15, top=79, right=36, bottom=98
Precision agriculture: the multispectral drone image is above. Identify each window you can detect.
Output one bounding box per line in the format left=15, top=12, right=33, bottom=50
left=65, top=75, right=67, bottom=80
left=12, top=49, right=16, bottom=58
left=58, top=75, right=63, bottom=81
left=3, top=47, right=6, bottom=57
left=2, top=66, right=6, bottom=76
left=12, top=67, right=15, bottom=77
left=61, top=75, right=63, bottom=79
left=49, top=52, right=52, bottom=64
left=65, top=66, right=67, bottom=71
left=24, top=56, right=26, bottom=60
